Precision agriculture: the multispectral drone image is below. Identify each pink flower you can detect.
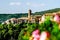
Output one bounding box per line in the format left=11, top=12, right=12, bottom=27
left=32, top=29, right=40, bottom=40
left=54, top=14, right=60, bottom=24
left=32, top=29, right=40, bottom=35
left=34, top=35, right=40, bottom=40
left=40, top=31, right=50, bottom=40
left=54, top=15, right=59, bottom=21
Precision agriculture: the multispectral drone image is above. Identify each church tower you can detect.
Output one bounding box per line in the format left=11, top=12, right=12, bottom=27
left=28, top=9, right=32, bottom=19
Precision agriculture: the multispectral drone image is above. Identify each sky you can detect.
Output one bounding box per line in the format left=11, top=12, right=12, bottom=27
left=0, top=0, right=60, bottom=13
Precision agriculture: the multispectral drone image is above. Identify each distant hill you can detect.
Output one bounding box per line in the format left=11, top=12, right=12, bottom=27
left=34, top=8, right=60, bottom=15
left=0, top=14, right=28, bottom=23
left=0, top=8, right=60, bottom=23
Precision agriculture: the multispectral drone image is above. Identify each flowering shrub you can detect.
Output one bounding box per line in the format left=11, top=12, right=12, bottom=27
left=0, top=18, right=60, bottom=40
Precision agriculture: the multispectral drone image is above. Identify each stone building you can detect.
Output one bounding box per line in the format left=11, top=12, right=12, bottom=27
left=2, top=18, right=18, bottom=24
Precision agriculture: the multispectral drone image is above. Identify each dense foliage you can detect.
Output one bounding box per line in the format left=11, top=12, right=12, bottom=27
left=0, top=18, right=60, bottom=40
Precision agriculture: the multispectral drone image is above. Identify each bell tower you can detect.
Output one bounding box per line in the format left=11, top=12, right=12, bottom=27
left=28, top=9, right=32, bottom=19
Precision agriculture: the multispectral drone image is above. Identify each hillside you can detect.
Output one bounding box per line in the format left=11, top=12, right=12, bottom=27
left=0, top=8, right=60, bottom=23
left=0, top=14, right=28, bottom=23
left=34, top=8, right=60, bottom=15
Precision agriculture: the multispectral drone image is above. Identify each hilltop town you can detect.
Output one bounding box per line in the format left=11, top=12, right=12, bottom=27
left=2, top=9, right=60, bottom=24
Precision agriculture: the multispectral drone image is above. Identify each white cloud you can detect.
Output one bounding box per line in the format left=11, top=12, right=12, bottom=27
left=9, top=2, right=21, bottom=6
left=26, top=2, right=46, bottom=7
